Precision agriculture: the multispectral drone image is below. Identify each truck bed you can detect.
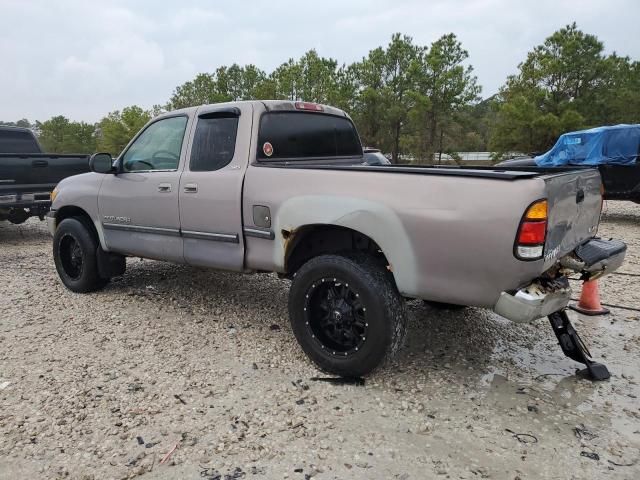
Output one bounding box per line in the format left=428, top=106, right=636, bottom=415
left=255, top=162, right=543, bottom=180
left=244, top=161, right=602, bottom=307
left=0, top=153, right=89, bottom=221
left=496, top=157, right=640, bottom=203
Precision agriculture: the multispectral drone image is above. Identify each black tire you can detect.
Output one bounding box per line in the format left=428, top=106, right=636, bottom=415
left=289, top=253, right=407, bottom=377
left=53, top=217, right=108, bottom=293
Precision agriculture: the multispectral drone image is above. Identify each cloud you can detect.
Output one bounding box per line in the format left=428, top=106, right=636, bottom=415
left=0, top=0, right=638, bottom=122
left=169, top=7, right=226, bottom=30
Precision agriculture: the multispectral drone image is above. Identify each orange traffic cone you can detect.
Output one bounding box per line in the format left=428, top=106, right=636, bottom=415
left=570, top=279, right=610, bottom=316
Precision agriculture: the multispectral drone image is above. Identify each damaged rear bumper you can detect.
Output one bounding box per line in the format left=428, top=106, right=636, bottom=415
left=494, top=237, right=627, bottom=323
left=494, top=281, right=571, bottom=323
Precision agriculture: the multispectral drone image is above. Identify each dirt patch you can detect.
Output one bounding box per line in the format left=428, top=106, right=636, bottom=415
left=1, top=201, right=639, bottom=479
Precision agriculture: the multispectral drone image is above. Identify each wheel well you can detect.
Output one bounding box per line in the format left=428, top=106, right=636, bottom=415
left=55, top=206, right=98, bottom=239
left=284, top=225, right=390, bottom=277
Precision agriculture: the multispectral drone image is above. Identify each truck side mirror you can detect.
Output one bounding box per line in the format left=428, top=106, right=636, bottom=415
left=89, top=153, right=115, bottom=174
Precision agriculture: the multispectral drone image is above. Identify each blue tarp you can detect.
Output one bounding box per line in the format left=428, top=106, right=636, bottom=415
left=535, top=124, right=640, bottom=167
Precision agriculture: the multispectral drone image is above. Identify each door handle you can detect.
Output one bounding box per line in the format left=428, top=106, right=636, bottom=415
left=183, top=183, right=198, bottom=193
left=32, top=159, right=48, bottom=167
left=158, top=183, right=172, bottom=193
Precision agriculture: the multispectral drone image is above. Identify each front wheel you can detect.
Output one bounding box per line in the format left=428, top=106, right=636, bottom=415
left=53, top=217, right=108, bottom=293
left=289, top=253, right=407, bottom=377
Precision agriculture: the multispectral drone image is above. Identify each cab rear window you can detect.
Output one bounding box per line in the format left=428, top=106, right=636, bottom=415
left=0, top=130, right=40, bottom=154
left=257, top=112, right=361, bottom=160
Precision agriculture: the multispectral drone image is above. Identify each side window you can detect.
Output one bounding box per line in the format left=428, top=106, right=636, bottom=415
left=122, top=116, right=188, bottom=172
left=189, top=115, right=239, bottom=171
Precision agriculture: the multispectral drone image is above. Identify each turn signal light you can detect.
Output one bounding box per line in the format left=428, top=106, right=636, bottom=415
left=515, top=199, right=548, bottom=261
left=525, top=200, right=547, bottom=220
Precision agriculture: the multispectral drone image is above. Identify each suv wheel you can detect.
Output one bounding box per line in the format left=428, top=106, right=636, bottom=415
left=289, top=253, right=407, bottom=377
left=53, top=217, right=108, bottom=293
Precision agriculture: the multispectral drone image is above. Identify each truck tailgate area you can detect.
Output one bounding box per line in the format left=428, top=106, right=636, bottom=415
left=542, top=169, right=602, bottom=268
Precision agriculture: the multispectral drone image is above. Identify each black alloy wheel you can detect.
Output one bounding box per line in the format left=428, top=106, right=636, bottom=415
left=53, top=217, right=109, bottom=293
left=289, top=253, right=408, bottom=377
left=304, top=277, right=368, bottom=356
left=58, top=233, right=84, bottom=280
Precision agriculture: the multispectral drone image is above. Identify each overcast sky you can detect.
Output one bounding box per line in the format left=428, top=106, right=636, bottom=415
left=1, top=0, right=639, bottom=123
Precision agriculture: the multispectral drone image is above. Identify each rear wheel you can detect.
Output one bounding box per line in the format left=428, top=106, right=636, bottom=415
left=53, top=217, right=108, bottom=293
left=289, top=253, right=407, bottom=377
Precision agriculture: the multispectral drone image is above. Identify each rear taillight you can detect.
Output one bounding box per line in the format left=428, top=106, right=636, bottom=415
left=515, top=199, right=548, bottom=260
left=295, top=101, right=323, bottom=112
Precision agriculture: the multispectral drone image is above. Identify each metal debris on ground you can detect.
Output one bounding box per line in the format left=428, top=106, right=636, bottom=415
left=580, top=451, right=600, bottom=461
left=573, top=424, right=598, bottom=441
left=505, top=429, right=538, bottom=444
left=159, top=441, right=180, bottom=465
left=199, top=466, right=246, bottom=479
left=607, top=458, right=638, bottom=467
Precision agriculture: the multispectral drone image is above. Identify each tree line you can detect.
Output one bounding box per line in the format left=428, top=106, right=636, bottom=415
left=3, top=23, right=639, bottom=163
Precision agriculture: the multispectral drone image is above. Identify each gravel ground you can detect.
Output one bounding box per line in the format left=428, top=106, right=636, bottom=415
left=1, top=201, right=639, bottom=480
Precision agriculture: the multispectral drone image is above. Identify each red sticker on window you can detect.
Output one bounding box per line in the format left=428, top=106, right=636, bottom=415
left=263, top=142, right=273, bottom=157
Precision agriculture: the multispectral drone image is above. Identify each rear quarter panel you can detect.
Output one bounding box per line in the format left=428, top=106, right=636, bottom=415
left=243, top=166, right=548, bottom=307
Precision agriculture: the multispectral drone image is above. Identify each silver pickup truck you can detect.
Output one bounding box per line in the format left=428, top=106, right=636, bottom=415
left=47, top=100, right=626, bottom=378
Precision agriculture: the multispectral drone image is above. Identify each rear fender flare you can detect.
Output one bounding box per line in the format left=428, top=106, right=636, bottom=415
left=274, top=195, right=418, bottom=295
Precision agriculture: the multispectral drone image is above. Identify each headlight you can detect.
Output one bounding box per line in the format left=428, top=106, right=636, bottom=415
left=50, top=187, right=58, bottom=203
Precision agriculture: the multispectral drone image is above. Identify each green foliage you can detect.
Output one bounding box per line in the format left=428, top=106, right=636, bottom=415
left=406, top=33, right=481, bottom=161
left=167, top=34, right=479, bottom=163
left=350, top=33, right=480, bottom=163
left=0, top=119, right=32, bottom=129
left=491, top=23, right=640, bottom=156
left=36, top=116, right=97, bottom=153
left=6, top=26, right=639, bottom=161
left=169, top=64, right=270, bottom=109
left=97, top=106, right=151, bottom=155
left=169, top=73, right=220, bottom=109
left=351, top=34, right=422, bottom=162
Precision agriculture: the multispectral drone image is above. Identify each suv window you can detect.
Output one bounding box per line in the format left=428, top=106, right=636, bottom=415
left=122, top=116, right=188, bottom=172
left=257, top=112, right=361, bottom=160
left=190, top=115, right=239, bottom=171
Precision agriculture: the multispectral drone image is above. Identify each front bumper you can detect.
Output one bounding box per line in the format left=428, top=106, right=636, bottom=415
left=494, top=237, right=627, bottom=323
left=46, top=210, right=56, bottom=235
